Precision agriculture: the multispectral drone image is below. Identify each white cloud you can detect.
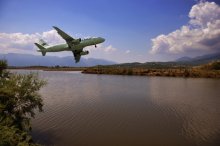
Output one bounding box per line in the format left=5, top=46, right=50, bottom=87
left=41, top=30, right=64, bottom=44
left=150, top=1, right=220, bottom=55
left=104, top=45, right=117, bottom=52
left=0, top=29, right=64, bottom=55
left=125, top=50, right=131, bottom=54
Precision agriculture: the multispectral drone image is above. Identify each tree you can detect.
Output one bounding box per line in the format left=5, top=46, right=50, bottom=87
left=0, top=60, right=9, bottom=78
left=0, top=60, right=46, bottom=146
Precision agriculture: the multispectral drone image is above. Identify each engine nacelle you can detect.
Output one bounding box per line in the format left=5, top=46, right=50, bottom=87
left=80, top=50, right=89, bottom=56
left=72, top=38, right=81, bottom=45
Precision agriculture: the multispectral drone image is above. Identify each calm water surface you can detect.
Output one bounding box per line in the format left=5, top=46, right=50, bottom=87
left=12, top=70, right=220, bottom=146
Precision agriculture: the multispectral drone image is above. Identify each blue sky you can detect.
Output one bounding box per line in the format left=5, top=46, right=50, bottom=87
left=0, top=0, right=219, bottom=63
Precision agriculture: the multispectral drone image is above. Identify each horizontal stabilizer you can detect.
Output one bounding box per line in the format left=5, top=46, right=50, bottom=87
left=34, top=43, right=46, bottom=56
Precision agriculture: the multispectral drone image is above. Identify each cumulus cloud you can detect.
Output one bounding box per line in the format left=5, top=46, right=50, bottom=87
left=150, top=1, right=220, bottom=55
left=125, top=50, right=131, bottom=54
left=104, top=45, right=117, bottom=52
left=0, top=29, right=64, bottom=54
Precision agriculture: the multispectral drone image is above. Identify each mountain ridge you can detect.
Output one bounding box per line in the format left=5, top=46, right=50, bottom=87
left=175, top=52, right=220, bottom=64
left=107, top=52, right=220, bottom=69
left=0, top=53, right=116, bottom=67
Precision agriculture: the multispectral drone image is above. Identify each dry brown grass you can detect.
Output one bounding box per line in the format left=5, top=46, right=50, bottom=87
left=82, top=64, right=220, bottom=78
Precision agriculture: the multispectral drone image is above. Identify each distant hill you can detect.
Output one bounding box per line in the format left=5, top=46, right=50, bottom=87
left=175, top=56, right=192, bottom=62
left=0, top=53, right=116, bottom=67
left=106, top=52, right=220, bottom=69
left=175, top=52, right=220, bottom=65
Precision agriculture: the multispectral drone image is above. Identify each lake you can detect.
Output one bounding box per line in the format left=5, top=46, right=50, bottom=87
left=12, top=70, right=220, bottom=146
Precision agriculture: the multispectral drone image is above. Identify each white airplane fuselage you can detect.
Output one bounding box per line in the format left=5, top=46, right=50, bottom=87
left=41, top=37, right=105, bottom=52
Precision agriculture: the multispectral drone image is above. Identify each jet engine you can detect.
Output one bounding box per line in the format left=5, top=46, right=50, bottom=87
left=72, top=38, right=81, bottom=45
left=80, top=50, right=89, bottom=55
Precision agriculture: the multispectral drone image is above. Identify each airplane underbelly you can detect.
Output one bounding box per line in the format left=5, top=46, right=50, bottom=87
left=47, top=44, right=69, bottom=52
left=73, top=44, right=84, bottom=51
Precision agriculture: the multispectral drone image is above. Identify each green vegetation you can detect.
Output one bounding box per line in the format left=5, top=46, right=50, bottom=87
left=82, top=61, right=220, bottom=78
left=196, top=61, right=220, bottom=70
left=0, top=60, right=46, bottom=146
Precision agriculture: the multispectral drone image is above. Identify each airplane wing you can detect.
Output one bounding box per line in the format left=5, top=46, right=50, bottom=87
left=72, top=51, right=81, bottom=63
left=53, top=26, right=82, bottom=49
left=53, top=26, right=75, bottom=47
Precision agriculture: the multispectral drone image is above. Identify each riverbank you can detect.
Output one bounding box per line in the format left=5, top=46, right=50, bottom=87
left=82, top=61, right=220, bottom=78
left=82, top=67, right=220, bottom=78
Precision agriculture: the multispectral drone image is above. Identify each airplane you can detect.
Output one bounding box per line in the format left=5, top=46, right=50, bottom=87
left=34, top=26, right=105, bottom=63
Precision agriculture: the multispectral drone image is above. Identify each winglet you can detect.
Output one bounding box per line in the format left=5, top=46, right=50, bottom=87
left=53, top=26, right=59, bottom=31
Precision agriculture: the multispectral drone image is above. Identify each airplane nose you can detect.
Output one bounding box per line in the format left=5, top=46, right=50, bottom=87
left=100, top=37, right=105, bottom=43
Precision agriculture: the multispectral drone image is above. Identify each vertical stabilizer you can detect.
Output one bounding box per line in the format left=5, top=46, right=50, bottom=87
left=39, top=39, right=49, bottom=47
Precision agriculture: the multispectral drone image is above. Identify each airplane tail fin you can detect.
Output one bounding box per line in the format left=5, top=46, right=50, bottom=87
left=34, top=43, right=46, bottom=56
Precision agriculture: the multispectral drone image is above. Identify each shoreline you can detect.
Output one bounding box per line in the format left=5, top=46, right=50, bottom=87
left=8, top=66, right=85, bottom=71
left=8, top=67, right=220, bottom=78
left=82, top=67, right=220, bottom=78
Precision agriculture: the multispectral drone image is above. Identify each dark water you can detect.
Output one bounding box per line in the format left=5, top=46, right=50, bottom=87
left=12, top=70, right=220, bottom=146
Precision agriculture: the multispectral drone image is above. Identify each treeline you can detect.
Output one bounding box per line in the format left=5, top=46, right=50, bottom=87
left=82, top=61, right=220, bottom=78
left=0, top=60, right=46, bottom=145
